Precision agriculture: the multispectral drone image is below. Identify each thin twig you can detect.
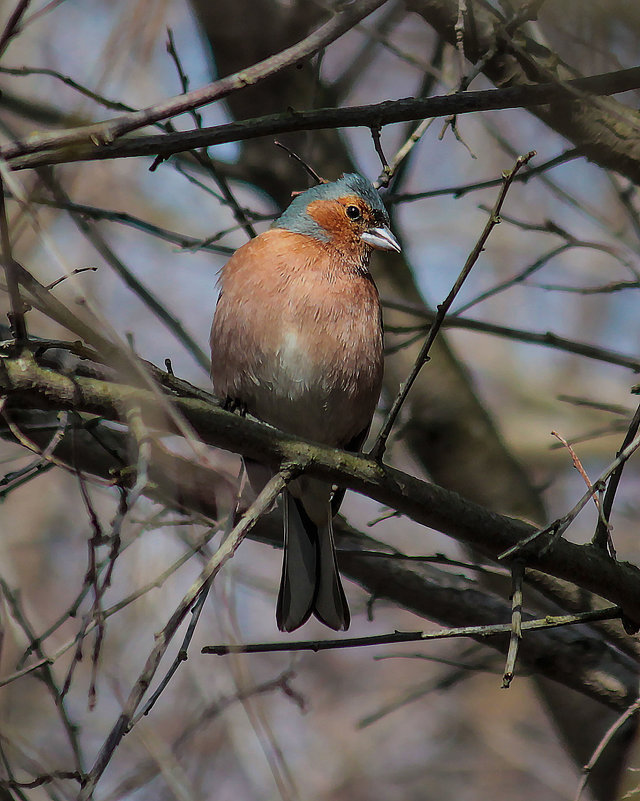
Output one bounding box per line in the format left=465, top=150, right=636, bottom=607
left=3, top=191, right=235, bottom=254
left=500, top=430, right=640, bottom=560
left=382, top=298, right=640, bottom=371
left=369, top=150, right=535, bottom=460
left=0, top=527, right=222, bottom=689
left=453, top=242, right=571, bottom=315
left=0, top=171, right=27, bottom=341
left=502, top=560, right=524, bottom=688
left=0, top=0, right=31, bottom=58
left=2, top=770, right=83, bottom=790
left=41, top=171, right=211, bottom=372
left=129, top=580, right=212, bottom=727
left=389, top=148, right=580, bottom=202
left=0, top=63, right=136, bottom=112
left=370, top=123, right=389, bottom=176
left=164, top=28, right=257, bottom=240
left=202, top=606, right=622, bottom=655
left=0, top=575, right=85, bottom=772
left=46, top=266, right=97, bottom=290
left=78, top=468, right=295, bottom=800
left=592, top=402, right=640, bottom=551
left=573, top=696, right=640, bottom=801
left=551, top=430, right=600, bottom=512
left=273, top=140, right=325, bottom=184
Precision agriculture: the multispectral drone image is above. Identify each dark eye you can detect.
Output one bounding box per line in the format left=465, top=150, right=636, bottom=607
left=345, top=205, right=361, bottom=220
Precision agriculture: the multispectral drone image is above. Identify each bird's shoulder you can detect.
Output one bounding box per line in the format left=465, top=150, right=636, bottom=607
left=218, top=226, right=374, bottom=293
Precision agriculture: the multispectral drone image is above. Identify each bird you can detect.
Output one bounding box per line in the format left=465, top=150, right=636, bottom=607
left=210, top=173, right=400, bottom=632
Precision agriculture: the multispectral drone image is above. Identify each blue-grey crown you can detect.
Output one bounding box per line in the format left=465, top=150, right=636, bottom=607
left=273, top=173, right=388, bottom=242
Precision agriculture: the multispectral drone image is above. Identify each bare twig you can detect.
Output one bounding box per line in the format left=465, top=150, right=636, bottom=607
left=502, top=560, right=524, bottom=688
left=573, top=696, right=640, bottom=801
left=453, top=242, right=571, bottom=315
left=0, top=172, right=27, bottom=341
left=551, top=431, right=601, bottom=512
left=274, top=140, right=325, bottom=185
left=3, top=190, right=235, bottom=254
left=370, top=123, right=389, bottom=176
left=130, top=580, right=212, bottom=726
left=0, top=63, right=136, bottom=112
left=6, top=68, right=640, bottom=171
left=164, top=28, right=257, bottom=240
left=41, top=171, right=211, bottom=372
left=46, top=266, right=98, bottom=290
left=104, top=669, right=301, bottom=801
left=592, top=402, right=640, bottom=551
left=382, top=298, right=640, bottom=371
left=369, top=151, right=535, bottom=460
left=78, top=468, right=294, bottom=800
left=0, top=0, right=31, bottom=59
left=389, top=148, right=580, bottom=202
left=500, top=430, right=640, bottom=560
left=2, top=770, right=83, bottom=790
left=1, top=0, right=390, bottom=163
left=0, top=575, right=85, bottom=772
left=0, top=527, right=221, bottom=689
left=202, top=606, right=622, bottom=655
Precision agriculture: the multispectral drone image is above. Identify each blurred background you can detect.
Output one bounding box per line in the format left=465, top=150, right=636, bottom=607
left=1, top=1, right=640, bottom=799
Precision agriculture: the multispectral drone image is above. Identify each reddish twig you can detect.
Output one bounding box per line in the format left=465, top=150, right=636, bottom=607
left=551, top=430, right=601, bottom=512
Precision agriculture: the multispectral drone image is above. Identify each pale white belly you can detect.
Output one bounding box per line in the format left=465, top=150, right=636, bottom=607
left=242, top=327, right=377, bottom=447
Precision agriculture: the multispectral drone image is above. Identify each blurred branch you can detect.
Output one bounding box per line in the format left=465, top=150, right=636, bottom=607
left=574, top=696, right=640, bottom=801
left=0, top=0, right=390, bottom=164
left=102, top=669, right=300, bottom=801
left=388, top=148, right=580, bottom=202
left=0, top=574, right=85, bottom=773
left=78, top=468, right=293, bottom=799
left=40, top=170, right=211, bottom=371
left=407, top=0, right=640, bottom=191
left=0, top=173, right=27, bottom=341
left=382, top=299, right=640, bottom=371
left=0, top=0, right=31, bottom=59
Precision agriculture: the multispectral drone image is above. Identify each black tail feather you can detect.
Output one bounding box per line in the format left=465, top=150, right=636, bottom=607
left=276, top=491, right=350, bottom=632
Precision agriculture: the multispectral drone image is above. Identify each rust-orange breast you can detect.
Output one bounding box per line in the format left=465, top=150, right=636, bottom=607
left=210, top=228, right=383, bottom=447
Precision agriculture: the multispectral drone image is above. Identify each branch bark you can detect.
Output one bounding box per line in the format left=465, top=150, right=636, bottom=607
left=7, top=66, right=640, bottom=171
left=3, top=353, right=640, bottom=625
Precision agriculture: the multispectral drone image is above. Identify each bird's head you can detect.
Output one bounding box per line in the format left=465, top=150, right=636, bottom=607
left=273, top=173, right=401, bottom=264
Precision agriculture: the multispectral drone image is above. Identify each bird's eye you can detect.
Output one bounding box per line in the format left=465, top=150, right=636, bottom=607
left=345, top=205, right=361, bottom=220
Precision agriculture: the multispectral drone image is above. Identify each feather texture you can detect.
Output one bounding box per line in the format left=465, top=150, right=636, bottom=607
left=210, top=174, right=397, bottom=631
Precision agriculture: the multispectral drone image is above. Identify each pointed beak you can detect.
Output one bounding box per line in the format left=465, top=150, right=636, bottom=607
left=361, top=225, right=401, bottom=253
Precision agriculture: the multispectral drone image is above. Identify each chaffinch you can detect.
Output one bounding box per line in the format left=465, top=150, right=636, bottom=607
left=210, top=173, right=400, bottom=632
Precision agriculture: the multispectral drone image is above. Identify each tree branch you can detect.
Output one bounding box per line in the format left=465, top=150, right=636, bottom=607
left=0, top=0, right=389, bottom=165
left=3, top=352, right=640, bottom=625
left=6, top=66, right=640, bottom=173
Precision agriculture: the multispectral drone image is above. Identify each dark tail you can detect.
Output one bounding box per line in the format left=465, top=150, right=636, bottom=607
left=276, top=490, right=350, bottom=632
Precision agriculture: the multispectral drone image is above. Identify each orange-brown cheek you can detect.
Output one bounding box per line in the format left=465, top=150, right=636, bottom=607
left=306, top=199, right=347, bottom=235
left=306, top=198, right=363, bottom=253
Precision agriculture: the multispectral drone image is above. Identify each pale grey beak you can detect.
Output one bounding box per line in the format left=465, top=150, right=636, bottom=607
left=361, top=225, right=401, bottom=252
